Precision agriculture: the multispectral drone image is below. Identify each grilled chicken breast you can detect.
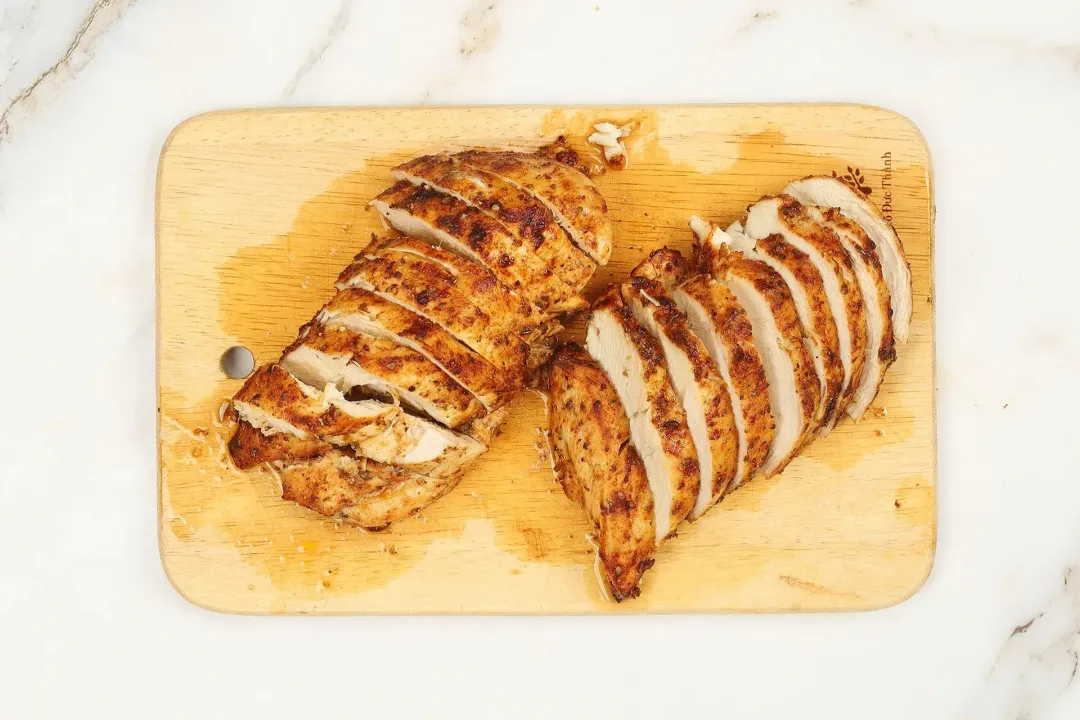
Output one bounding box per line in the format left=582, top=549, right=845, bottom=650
left=279, top=451, right=464, bottom=529
left=280, top=322, right=485, bottom=429
left=392, top=155, right=597, bottom=290
left=454, top=150, right=613, bottom=264
left=547, top=344, right=656, bottom=601
left=744, top=196, right=869, bottom=419
left=622, top=276, right=739, bottom=518
left=810, top=206, right=897, bottom=419
left=722, top=220, right=844, bottom=433
left=671, top=272, right=774, bottom=488
left=370, top=182, right=588, bottom=315
left=705, top=241, right=820, bottom=476
left=229, top=146, right=617, bottom=530
left=320, top=287, right=519, bottom=411
left=335, top=249, right=529, bottom=379
left=586, top=287, right=700, bottom=541
left=364, top=234, right=561, bottom=342
left=785, top=176, right=912, bottom=343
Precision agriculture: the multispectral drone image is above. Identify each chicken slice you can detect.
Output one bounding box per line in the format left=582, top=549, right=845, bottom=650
left=702, top=242, right=820, bottom=476
left=785, top=176, right=912, bottom=343
left=620, top=248, right=762, bottom=489
left=586, top=287, right=700, bottom=541
left=319, top=287, right=519, bottom=411
left=364, top=234, right=561, bottom=342
left=453, top=150, right=613, bottom=264
left=351, top=412, right=486, bottom=478
left=231, top=364, right=400, bottom=446
left=370, top=182, right=587, bottom=315
left=670, top=272, right=774, bottom=488
left=743, top=195, right=869, bottom=420
left=334, top=250, right=528, bottom=380
left=720, top=219, right=844, bottom=433
left=279, top=451, right=463, bottom=529
left=230, top=363, right=485, bottom=477
left=280, top=322, right=485, bottom=429
left=809, top=206, right=898, bottom=419
left=547, top=344, right=657, bottom=601
left=228, top=417, right=329, bottom=470
left=392, top=155, right=597, bottom=290
left=622, top=276, right=739, bottom=518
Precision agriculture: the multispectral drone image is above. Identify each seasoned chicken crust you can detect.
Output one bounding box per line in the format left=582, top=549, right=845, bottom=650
left=454, top=150, right=613, bottom=264
left=547, top=344, right=656, bottom=601
left=393, top=154, right=597, bottom=291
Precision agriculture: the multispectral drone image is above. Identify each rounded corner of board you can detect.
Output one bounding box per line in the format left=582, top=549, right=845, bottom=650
left=854, top=104, right=933, bottom=162
left=865, top=544, right=937, bottom=613
left=159, top=110, right=234, bottom=163
left=158, top=547, right=248, bottom=616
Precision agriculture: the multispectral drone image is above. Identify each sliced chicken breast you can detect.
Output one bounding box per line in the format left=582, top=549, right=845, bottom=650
left=810, top=206, right=898, bottom=419
left=334, top=250, right=528, bottom=379
left=586, top=287, right=700, bottom=541
left=364, top=234, right=561, bottom=342
left=231, top=364, right=401, bottom=446
left=785, top=176, right=912, bottom=343
left=319, top=287, right=519, bottom=411
left=622, top=277, right=739, bottom=518
left=547, top=344, right=656, bottom=601
left=722, top=220, right=844, bottom=432
left=351, top=413, right=486, bottom=478
left=230, top=363, right=485, bottom=477
left=454, top=150, right=613, bottom=264
left=279, top=451, right=463, bottom=529
left=280, top=322, right=485, bottom=429
left=743, top=195, right=868, bottom=420
left=370, top=182, right=587, bottom=315
left=233, top=411, right=482, bottom=479
left=393, top=155, right=597, bottom=291
left=705, top=243, right=820, bottom=476
left=670, top=272, right=774, bottom=487
left=228, top=418, right=329, bottom=470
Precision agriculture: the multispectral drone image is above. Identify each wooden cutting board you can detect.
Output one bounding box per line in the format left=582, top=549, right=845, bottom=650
left=157, top=104, right=935, bottom=614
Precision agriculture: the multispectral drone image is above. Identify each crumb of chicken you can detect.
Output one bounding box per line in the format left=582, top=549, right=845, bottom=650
left=587, top=122, right=632, bottom=169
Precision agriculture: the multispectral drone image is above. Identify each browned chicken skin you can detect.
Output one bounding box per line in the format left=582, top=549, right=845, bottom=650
left=454, top=150, right=613, bottom=264
left=321, top=287, right=520, bottom=412
left=370, top=182, right=588, bottom=315
left=336, top=249, right=530, bottom=379
left=279, top=451, right=465, bottom=529
left=392, top=155, right=597, bottom=291
left=362, top=235, right=561, bottom=341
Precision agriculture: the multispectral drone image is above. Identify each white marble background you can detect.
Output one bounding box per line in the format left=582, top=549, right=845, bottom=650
left=1, top=0, right=1079, bottom=717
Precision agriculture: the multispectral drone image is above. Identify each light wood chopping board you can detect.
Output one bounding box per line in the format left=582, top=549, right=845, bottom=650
left=157, top=104, right=935, bottom=614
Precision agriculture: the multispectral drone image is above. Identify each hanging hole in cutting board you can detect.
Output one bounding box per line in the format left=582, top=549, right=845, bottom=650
left=220, top=346, right=254, bottom=379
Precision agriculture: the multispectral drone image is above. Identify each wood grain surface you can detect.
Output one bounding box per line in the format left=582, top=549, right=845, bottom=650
left=157, top=104, right=935, bottom=614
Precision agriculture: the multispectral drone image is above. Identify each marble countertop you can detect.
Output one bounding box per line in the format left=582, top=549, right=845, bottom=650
left=2, top=0, right=1079, bottom=717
